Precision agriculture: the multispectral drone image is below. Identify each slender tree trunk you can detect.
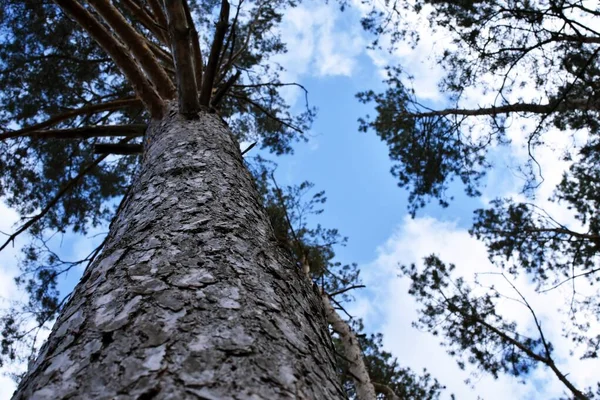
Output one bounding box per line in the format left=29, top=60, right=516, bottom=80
left=12, top=104, right=346, bottom=400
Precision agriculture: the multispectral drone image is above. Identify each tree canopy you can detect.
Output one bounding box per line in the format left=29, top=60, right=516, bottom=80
left=357, top=0, right=600, bottom=397
left=359, top=0, right=600, bottom=211
left=0, top=0, right=448, bottom=398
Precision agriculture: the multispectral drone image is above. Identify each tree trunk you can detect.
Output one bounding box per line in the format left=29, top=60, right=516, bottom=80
left=12, top=105, right=346, bottom=400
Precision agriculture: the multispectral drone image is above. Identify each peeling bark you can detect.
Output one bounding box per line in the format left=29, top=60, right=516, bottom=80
left=322, top=293, right=376, bottom=400
left=11, top=104, right=345, bottom=400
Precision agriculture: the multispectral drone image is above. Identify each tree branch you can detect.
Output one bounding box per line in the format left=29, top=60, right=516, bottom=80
left=228, top=92, right=303, bottom=133
left=199, top=0, right=230, bottom=106
left=182, top=0, right=204, bottom=89
left=323, top=292, right=377, bottom=400
left=87, top=0, right=176, bottom=99
left=54, top=0, right=165, bottom=117
left=372, top=382, right=401, bottom=400
left=0, top=137, right=134, bottom=254
left=211, top=69, right=241, bottom=107
left=146, top=0, right=169, bottom=35
left=1, top=98, right=143, bottom=140
left=146, top=40, right=175, bottom=68
left=444, top=295, right=588, bottom=400
left=120, top=0, right=169, bottom=44
left=165, top=0, right=201, bottom=116
left=329, top=285, right=366, bottom=298
left=411, top=98, right=599, bottom=119
left=10, top=124, right=146, bottom=140
left=94, top=143, right=143, bottom=154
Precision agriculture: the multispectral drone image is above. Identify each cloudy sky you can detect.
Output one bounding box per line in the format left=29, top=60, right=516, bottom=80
left=1, top=0, right=599, bottom=398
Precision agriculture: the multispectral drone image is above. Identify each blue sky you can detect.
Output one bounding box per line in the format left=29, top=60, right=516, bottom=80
left=1, top=1, right=599, bottom=398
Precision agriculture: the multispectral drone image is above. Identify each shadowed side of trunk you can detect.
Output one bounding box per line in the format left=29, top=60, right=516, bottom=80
left=11, top=105, right=345, bottom=400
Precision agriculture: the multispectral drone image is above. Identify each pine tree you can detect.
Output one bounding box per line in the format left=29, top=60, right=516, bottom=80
left=0, top=1, right=447, bottom=398
left=0, top=0, right=344, bottom=398
left=357, top=0, right=600, bottom=397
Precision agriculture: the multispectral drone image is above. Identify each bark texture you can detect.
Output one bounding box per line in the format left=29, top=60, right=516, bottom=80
left=12, top=105, right=346, bottom=400
left=322, top=293, right=376, bottom=400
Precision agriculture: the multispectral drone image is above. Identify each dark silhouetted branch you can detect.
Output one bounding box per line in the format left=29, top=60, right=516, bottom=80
left=54, top=0, right=165, bottom=117
left=329, top=285, right=366, bottom=298
left=411, top=99, right=599, bottom=119
left=240, top=141, right=256, bottom=156
left=165, top=0, right=201, bottom=116
left=15, top=124, right=146, bottom=140
left=87, top=0, right=175, bottom=99
left=0, top=137, right=133, bottom=254
left=1, top=98, right=142, bottom=140
left=94, top=143, right=143, bottom=154
left=211, top=69, right=240, bottom=107
left=228, top=92, right=303, bottom=133
left=199, top=0, right=230, bottom=106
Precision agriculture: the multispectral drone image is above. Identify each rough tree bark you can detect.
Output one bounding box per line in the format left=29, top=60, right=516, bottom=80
left=11, top=104, right=346, bottom=400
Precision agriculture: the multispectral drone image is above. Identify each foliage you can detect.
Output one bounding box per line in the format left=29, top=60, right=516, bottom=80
left=354, top=0, right=600, bottom=396
left=357, top=66, right=490, bottom=215
left=357, top=0, right=600, bottom=211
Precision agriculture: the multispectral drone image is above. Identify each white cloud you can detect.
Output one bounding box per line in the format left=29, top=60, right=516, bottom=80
left=0, top=204, right=27, bottom=400
left=276, top=3, right=365, bottom=79
left=356, top=216, right=600, bottom=399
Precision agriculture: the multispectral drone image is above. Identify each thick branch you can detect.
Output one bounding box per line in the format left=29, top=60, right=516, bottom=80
left=412, top=99, right=600, bottom=119
left=165, top=0, right=200, bottom=116
left=0, top=137, right=133, bottom=254
left=182, top=0, right=204, bottom=88
left=94, top=143, right=143, bottom=154
left=54, top=0, right=164, bottom=117
left=120, top=0, right=169, bottom=44
left=11, top=124, right=146, bottom=140
left=146, top=0, right=169, bottom=33
left=1, top=98, right=142, bottom=140
left=323, top=293, right=377, bottom=400
left=147, top=40, right=175, bottom=68
left=87, top=0, right=176, bottom=99
left=199, top=0, right=230, bottom=106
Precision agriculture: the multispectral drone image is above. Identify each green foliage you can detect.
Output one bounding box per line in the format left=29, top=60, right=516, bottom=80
left=402, top=256, right=546, bottom=381
left=357, top=66, right=489, bottom=215
left=354, top=2, right=600, bottom=392
left=0, top=0, right=313, bottom=242
left=471, top=198, right=600, bottom=286
left=357, top=0, right=600, bottom=211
